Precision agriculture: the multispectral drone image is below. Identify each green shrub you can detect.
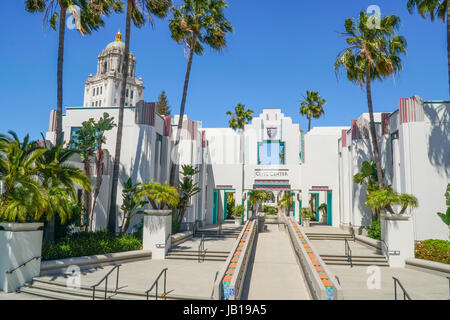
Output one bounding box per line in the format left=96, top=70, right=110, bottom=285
left=42, top=229, right=142, bottom=261
left=262, top=205, right=277, bottom=216
left=366, top=219, right=381, bottom=241
left=415, top=239, right=450, bottom=264
left=172, top=220, right=181, bottom=234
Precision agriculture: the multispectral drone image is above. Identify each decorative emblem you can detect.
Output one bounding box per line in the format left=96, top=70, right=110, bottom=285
left=267, top=127, right=277, bottom=139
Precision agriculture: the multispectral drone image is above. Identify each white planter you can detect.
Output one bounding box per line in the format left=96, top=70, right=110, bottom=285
left=0, top=222, right=44, bottom=293
left=381, top=213, right=415, bottom=268
left=234, top=218, right=243, bottom=226
left=143, top=210, right=172, bottom=260
left=302, top=218, right=311, bottom=228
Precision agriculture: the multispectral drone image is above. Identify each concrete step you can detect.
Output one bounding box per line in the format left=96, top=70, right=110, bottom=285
left=169, top=249, right=230, bottom=255
left=166, top=256, right=227, bottom=262
left=166, top=252, right=229, bottom=259
left=194, top=234, right=240, bottom=239
left=321, top=254, right=387, bottom=259
left=323, top=260, right=390, bottom=267
left=23, top=278, right=211, bottom=300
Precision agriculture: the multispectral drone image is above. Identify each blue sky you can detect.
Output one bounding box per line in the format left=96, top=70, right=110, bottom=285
left=0, top=0, right=448, bottom=140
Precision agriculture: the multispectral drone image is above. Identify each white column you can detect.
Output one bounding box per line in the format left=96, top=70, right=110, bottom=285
left=0, top=223, right=44, bottom=293
left=143, top=211, right=172, bottom=260
left=381, top=213, right=415, bottom=267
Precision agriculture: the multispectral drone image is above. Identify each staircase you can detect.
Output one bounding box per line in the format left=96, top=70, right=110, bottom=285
left=19, top=278, right=211, bottom=300
left=166, top=249, right=230, bottom=262
left=195, top=227, right=243, bottom=239
left=305, top=232, right=354, bottom=241
left=320, top=254, right=389, bottom=267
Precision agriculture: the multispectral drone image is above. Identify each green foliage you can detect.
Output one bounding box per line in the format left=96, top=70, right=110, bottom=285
left=42, top=229, right=142, bottom=261
left=365, top=185, right=418, bottom=215
left=0, top=132, right=90, bottom=223
left=300, top=208, right=314, bottom=219
left=137, top=180, right=179, bottom=210
left=120, top=178, right=147, bottom=235
left=175, top=165, right=201, bottom=224
left=232, top=205, right=245, bottom=218
left=262, top=205, right=277, bottom=216
left=415, top=239, right=450, bottom=264
left=437, top=183, right=450, bottom=227
left=169, top=0, right=233, bottom=56
left=353, top=161, right=379, bottom=192
left=278, top=192, right=294, bottom=211
left=300, top=90, right=326, bottom=131
left=366, top=219, right=381, bottom=241
left=226, top=104, right=254, bottom=132
left=172, top=220, right=181, bottom=234
left=156, top=90, right=171, bottom=116
left=318, top=203, right=327, bottom=215
left=334, top=11, right=407, bottom=87
left=407, top=0, right=447, bottom=22
left=25, top=0, right=124, bottom=34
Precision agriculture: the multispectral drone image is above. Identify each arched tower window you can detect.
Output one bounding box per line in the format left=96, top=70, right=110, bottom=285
left=102, top=62, right=107, bottom=74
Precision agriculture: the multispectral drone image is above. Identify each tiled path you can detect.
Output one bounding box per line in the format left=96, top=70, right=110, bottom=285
left=241, top=224, right=311, bottom=300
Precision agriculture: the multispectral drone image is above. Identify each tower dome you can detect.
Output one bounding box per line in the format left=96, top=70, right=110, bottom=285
left=105, top=30, right=125, bottom=51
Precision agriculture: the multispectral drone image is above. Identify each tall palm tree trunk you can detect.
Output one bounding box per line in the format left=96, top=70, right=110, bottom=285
left=108, top=1, right=132, bottom=234
left=447, top=0, right=450, bottom=96
left=365, top=68, right=384, bottom=187
left=82, top=160, right=91, bottom=227
left=90, top=145, right=104, bottom=231
left=56, top=5, right=66, bottom=146
left=308, top=116, right=311, bottom=132
left=169, top=34, right=197, bottom=186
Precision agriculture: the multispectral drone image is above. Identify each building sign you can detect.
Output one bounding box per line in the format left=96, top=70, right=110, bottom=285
left=255, top=171, right=288, bottom=178
left=263, top=125, right=281, bottom=140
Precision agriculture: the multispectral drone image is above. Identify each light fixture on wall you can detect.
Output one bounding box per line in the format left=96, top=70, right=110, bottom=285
left=297, top=193, right=301, bottom=201
left=243, top=193, right=247, bottom=201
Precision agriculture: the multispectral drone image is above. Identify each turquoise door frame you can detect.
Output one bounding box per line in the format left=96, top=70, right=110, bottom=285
left=327, top=191, right=333, bottom=226
left=299, top=200, right=302, bottom=224
left=212, top=189, right=219, bottom=224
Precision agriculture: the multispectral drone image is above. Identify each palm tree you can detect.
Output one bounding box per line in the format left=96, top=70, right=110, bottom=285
left=226, top=104, right=254, bottom=206
left=407, top=0, right=449, bottom=95
left=168, top=0, right=233, bottom=186
left=0, top=132, right=91, bottom=223
left=25, top=0, right=123, bottom=146
left=299, top=90, right=326, bottom=132
left=90, top=113, right=115, bottom=230
left=109, top=0, right=171, bottom=234
left=249, top=190, right=268, bottom=217
left=70, top=120, right=97, bottom=226
left=176, top=165, right=201, bottom=224
left=278, top=192, right=294, bottom=216
left=37, top=144, right=92, bottom=224
left=334, top=11, right=407, bottom=187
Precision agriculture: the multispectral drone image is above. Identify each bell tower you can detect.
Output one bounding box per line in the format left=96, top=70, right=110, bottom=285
left=83, top=30, right=145, bottom=108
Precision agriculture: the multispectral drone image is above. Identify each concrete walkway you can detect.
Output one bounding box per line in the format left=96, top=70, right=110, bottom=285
left=303, top=224, right=449, bottom=300
left=241, top=224, right=311, bottom=300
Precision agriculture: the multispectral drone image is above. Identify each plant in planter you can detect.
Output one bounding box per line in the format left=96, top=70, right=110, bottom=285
left=300, top=208, right=314, bottom=227
left=0, top=132, right=91, bottom=292
left=119, top=178, right=148, bottom=236
left=365, top=185, right=418, bottom=215
left=232, top=205, right=245, bottom=225
left=137, top=180, right=179, bottom=211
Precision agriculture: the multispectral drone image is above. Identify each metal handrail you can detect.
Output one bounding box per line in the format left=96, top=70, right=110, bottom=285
left=6, top=256, right=41, bottom=275
left=344, top=239, right=353, bottom=268
left=91, top=264, right=121, bottom=300
left=146, top=268, right=168, bottom=300
left=381, top=240, right=390, bottom=263
left=210, top=271, right=219, bottom=299
left=198, top=234, right=206, bottom=263
left=393, top=277, right=411, bottom=300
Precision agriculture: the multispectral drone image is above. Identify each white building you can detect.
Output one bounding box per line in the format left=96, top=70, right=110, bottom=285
left=45, top=34, right=449, bottom=242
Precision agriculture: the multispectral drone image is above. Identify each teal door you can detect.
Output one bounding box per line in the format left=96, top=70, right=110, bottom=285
left=223, top=191, right=228, bottom=221
left=212, top=190, right=218, bottom=224
left=327, top=191, right=332, bottom=226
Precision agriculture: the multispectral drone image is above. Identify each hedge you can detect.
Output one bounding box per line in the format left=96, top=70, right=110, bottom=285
left=42, top=229, right=142, bottom=261
left=415, top=239, right=450, bottom=265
